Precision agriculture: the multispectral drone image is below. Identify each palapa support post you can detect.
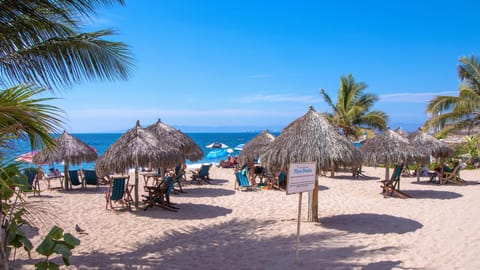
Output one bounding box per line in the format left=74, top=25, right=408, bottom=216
left=134, top=157, right=139, bottom=208
left=64, top=161, right=69, bottom=190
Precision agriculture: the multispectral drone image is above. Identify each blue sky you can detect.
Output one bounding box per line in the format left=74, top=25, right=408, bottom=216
left=48, top=0, right=479, bottom=133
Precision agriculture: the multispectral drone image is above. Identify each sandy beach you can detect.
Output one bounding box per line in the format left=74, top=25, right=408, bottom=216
left=13, top=166, right=480, bottom=270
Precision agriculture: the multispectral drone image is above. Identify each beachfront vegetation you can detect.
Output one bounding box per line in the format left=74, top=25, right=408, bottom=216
left=320, top=74, right=388, bottom=140
left=0, top=1, right=132, bottom=268
left=424, top=55, right=480, bottom=136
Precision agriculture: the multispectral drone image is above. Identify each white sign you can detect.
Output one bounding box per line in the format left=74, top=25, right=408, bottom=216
left=287, top=163, right=316, bottom=194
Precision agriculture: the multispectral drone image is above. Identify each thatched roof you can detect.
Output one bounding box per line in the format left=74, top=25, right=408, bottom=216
left=146, top=119, right=203, bottom=162
left=96, top=120, right=184, bottom=177
left=394, top=127, right=408, bottom=138
left=33, top=131, right=97, bottom=165
left=261, top=106, right=356, bottom=174
left=238, top=130, right=275, bottom=164
left=407, top=129, right=453, bottom=160
left=361, top=129, right=418, bottom=166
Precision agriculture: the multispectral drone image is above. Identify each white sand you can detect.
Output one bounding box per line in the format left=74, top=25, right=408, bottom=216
left=13, top=166, right=480, bottom=269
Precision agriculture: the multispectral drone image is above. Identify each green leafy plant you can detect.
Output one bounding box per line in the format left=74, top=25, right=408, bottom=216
left=34, top=226, right=80, bottom=269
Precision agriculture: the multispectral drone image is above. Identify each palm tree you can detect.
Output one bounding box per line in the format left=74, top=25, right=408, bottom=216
left=0, top=1, right=132, bottom=268
left=424, top=55, right=480, bottom=136
left=0, top=84, right=63, bottom=149
left=320, top=74, right=388, bottom=139
left=0, top=0, right=132, bottom=90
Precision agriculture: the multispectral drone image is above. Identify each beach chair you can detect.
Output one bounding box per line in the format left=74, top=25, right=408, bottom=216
left=440, top=165, right=465, bottom=185
left=83, top=170, right=99, bottom=190
left=68, top=170, right=84, bottom=189
left=380, top=164, right=411, bottom=198
left=173, top=164, right=186, bottom=193
left=191, top=164, right=211, bottom=184
left=105, top=176, right=131, bottom=211
left=143, top=176, right=178, bottom=211
left=21, top=167, right=40, bottom=196
left=235, top=171, right=255, bottom=191
left=278, top=171, right=287, bottom=187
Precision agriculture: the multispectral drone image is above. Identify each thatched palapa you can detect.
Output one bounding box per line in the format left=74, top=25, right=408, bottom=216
left=146, top=119, right=203, bottom=162
left=407, top=129, right=453, bottom=160
left=361, top=129, right=419, bottom=180
left=407, top=129, right=453, bottom=181
left=33, top=131, right=97, bottom=189
left=261, top=107, right=356, bottom=174
left=96, top=120, right=184, bottom=207
left=261, top=106, right=356, bottom=222
left=238, top=130, right=275, bottom=164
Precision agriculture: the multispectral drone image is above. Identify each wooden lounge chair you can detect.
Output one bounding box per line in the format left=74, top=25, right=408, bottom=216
left=235, top=171, right=255, bottom=191
left=271, top=171, right=287, bottom=190
left=21, top=167, right=40, bottom=196
left=380, top=164, right=411, bottom=198
left=83, top=170, right=99, bottom=190
left=173, top=164, right=186, bottom=193
left=68, top=170, right=84, bottom=189
left=440, top=165, right=465, bottom=185
left=191, top=164, right=212, bottom=184
left=143, top=176, right=178, bottom=211
left=105, top=176, right=132, bottom=211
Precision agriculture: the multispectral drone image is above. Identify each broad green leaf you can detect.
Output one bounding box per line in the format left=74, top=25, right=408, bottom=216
left=53, top=243, right=72, bottom=258
left=46, top=226, right=64, bottom=240
left=63, top=233, right=80, bottom=246
left=36, top=238, right=55, bottom=256
left=34, top=261, right=60, bottom=270
left=62, top=255, right=71, bottom=266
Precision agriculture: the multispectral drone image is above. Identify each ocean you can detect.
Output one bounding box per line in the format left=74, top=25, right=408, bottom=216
left=6, top=132, right=280, bottom=171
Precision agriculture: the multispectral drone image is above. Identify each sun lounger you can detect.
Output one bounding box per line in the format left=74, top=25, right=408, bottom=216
left=235, top=171, right=256, bottom=191
left=21, top=167, right=40, bottom=196
left=105, top=176, right=132, bottom=211
left=191, top=164, right=211, bottom=184
left=440, top=165, right=465, bottom=185
left=143, top=176, right=178, bottom=211
left=380, top=164, right=411, bottom=198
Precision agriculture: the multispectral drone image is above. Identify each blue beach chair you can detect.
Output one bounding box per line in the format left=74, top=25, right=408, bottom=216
left=105, top=176, right=131, bottom=211
left=68, top=170, right=84, bottom=189
left=235, top=171, right=255, bottom=191
left=83, top=170, right=99, bottom=190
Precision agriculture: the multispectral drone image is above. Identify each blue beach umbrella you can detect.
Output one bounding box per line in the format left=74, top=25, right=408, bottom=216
left=206, top=149, right=228, bottom=159
left=234, top=144, right=244, bottom=151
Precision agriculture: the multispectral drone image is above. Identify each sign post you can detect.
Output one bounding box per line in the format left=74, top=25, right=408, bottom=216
left=286, top=162, right=316, bottom=264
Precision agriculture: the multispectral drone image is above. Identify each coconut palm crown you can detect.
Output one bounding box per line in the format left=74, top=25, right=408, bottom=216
left=424, top=55, right=480, bottom=136
left=320, top=74, right=388, bottom=140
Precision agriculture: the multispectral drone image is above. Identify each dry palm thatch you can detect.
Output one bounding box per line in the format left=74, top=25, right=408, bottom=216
left=394, top=127, right=408, bottom=138
left=361, top=129, right=419, bottom=179
left=407, top=129, right=453, bottom=160
left=146, top=119, right=203, bottom=162
left=261, top=107, right=356, bottom=174
left=407, top=129, right=454, bottom=181
left=238, top=130, right=275, bottom=164
left=33, top=131, right=97, bottom=188
left=96, top=120, right=184, bottom=207
left=261, top=106, right=356, bottom=223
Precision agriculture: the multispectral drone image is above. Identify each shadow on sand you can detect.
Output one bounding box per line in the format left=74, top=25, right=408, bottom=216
left=173, top=187, right=235, bottom=198
left=16, top=218, right=413, bottom=270
left=319, top=213, right=423, bottom=234
left=402, top=189, right=462, bottom=199
left=134, top=203, right=232, bottom=220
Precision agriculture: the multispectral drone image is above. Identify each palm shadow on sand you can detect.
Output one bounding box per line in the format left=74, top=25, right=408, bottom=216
left=401, top=189, right=462, bottom=199
left=16, top=218, right=410, bottom=270
left=319, top=213, right=423, bottom=234
left=174, top=187, right=235, bottom=198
